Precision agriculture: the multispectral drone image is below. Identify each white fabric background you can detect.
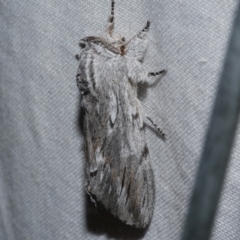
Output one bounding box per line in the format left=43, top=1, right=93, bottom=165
left=0, top=0, right=240, bottom=239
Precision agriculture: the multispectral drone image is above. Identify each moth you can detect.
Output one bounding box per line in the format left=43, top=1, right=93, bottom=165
left=76, top=0, right=166, bottom=228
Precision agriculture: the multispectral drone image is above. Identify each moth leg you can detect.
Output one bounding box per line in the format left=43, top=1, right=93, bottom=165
left=146, top=116, right=166, bottom=139
left=148, top=69, right=167, bottom=77
left=145, top=68, right=167, bottom=85
left=105, top=0, right=115, bottom=36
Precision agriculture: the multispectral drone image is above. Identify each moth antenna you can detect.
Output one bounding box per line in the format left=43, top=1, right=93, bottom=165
left=125, top=21, right=151, bottom=49
left=105, top=0, right=115, bottom=36
left=137, top=21, right=150, bottom=38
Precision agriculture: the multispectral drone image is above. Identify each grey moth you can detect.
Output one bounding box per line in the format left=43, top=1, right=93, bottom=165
left=76, top=0, right=166, bottom=228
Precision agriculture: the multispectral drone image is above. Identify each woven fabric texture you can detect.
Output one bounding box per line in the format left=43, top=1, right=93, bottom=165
left=0, top=0, right=239, bottom=239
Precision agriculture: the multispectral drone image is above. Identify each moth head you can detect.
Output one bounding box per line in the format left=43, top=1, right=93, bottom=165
left=102, top=33, right=126, bottom=55
left=79, top=36, right=126, bottom=55
left=104, top=33, right=126, bottom=47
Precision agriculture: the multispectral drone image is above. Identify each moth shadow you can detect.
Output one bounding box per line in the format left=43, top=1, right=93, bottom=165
left=85, top=194, right=149, bottom=239
left=137, top=83, right=148, bottom=101
left=77, top=96, right=84, bottom=134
